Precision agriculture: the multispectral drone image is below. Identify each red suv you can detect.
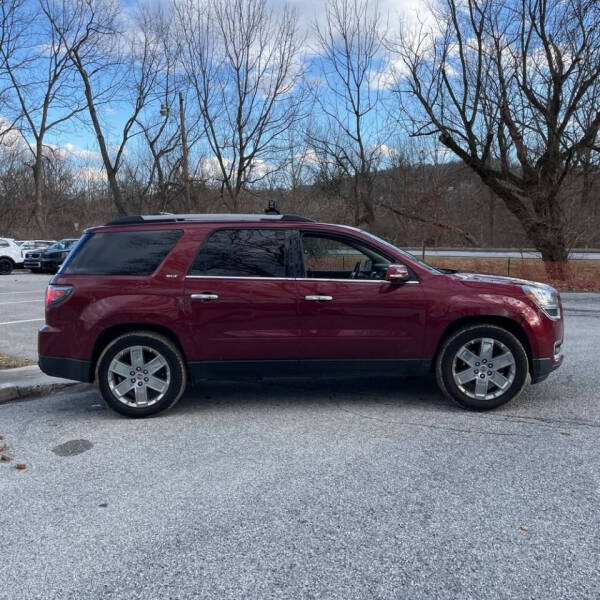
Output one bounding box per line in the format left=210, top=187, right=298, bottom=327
left=39, top=213, right=564, bottom=417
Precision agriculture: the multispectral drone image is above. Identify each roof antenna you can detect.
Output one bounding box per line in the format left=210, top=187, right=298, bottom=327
left=265, top=200, right=280, bottom=215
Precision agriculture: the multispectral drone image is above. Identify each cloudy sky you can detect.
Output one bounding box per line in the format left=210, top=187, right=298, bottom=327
left=6, top=0, right=434, bottom=180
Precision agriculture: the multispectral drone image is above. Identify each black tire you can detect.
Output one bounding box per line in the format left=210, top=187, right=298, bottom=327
left=435, top=324, right=529, bottom=411
left=0, top=258, right=14, bottom=275
left=96, top=331, right=187, bottom=417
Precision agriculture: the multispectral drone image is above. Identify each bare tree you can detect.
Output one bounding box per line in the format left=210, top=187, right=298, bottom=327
left=43, top=0, right=167, bottom=216
left=1, top=0, right=88, bottom=236
left=132, top=5, right=183, bottom=212
left=308, top=0, right=389, bottom=227
left=380, top=142, right=480, bottom=246
left=175, top=0, right=304, bottom=210
left=392, top=0, right=600, bottom=277
left=0, top=136, right=31, bottom=233
left=0, top=0, right=24, bottom=142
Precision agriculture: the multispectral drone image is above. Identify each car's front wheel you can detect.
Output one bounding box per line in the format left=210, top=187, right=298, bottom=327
left=436, top=324, right=529, bottom=410
left=96, top=332, right=187, bottom=417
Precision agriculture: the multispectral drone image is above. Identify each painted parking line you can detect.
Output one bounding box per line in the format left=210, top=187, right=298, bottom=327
left=0, top=299, right=42, bottom=305
left=0, top=318, right=45, bottom=326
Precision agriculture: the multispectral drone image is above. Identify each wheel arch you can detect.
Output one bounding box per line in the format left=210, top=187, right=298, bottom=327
left=91, top=323, right=188, bottom=381
left=432, top=315, right=532, bottom=375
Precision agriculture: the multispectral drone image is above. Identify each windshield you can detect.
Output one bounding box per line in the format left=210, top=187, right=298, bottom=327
left=360, top=231, right=442, bottom=274
left=49, top=240, right=76, bottom=251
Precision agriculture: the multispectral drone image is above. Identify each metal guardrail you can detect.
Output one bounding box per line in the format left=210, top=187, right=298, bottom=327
left=404, top=249, right=600, bottom=260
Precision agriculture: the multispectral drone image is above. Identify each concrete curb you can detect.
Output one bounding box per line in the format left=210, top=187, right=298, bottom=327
left=0, top=381, right=75, bottom=403
left=0, top=365, right=76, bottom=404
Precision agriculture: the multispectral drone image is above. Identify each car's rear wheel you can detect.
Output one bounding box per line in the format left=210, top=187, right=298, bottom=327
left=0, top=258, right=14, bottom=275
left=96, top=332, right=187, bottom=417
left=435, top=324, right=529, bottom=410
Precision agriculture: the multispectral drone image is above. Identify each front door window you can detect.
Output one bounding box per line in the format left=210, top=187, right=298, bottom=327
left=302, top=234, right=391, bottom=280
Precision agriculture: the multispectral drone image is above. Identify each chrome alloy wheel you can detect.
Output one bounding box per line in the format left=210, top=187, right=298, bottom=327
left=451, top=337, right=516, bottom=401
left=107, top=345, right=171, bottom=407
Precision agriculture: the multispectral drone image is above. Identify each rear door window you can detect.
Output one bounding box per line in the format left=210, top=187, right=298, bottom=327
left=62, top=230, right=182, bottom=275
left=189, top=229, right=295, bottom=277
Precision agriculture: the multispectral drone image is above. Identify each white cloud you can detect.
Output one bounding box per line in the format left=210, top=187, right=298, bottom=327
left=198, top=156, right=229, bottom=183
left=47, top=143, right=100, bottom=161
left=368, top=57, right=407, bottom=90
left=77, top=166, right=107, bottom=184
left=0, top=119, right=27, bottom=151
left=277, top=0, right=434, bottom=54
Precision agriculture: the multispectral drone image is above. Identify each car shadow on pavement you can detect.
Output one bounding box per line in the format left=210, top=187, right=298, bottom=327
left=172, top=375, right=454, bottom=416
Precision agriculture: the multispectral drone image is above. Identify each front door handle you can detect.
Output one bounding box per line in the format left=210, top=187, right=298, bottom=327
left=305, top=295, right=333, bottom=301
left=190, top=293, right=219, bottom=301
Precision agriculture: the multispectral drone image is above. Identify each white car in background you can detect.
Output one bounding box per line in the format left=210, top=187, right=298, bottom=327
left=0, top=238, right=25, bottom=275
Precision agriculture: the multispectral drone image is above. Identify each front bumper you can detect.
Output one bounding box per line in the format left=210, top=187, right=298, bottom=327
left=531, top=353, right=563, bottom=384
left=41, top=258, right=63, bottom=272
left=38, top=355, right=93, bottom=383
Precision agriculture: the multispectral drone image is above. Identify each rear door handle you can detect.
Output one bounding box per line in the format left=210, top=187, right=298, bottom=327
left=190, top=293, right=219, bottom=301
left=305, top=295, right=333, bottom=301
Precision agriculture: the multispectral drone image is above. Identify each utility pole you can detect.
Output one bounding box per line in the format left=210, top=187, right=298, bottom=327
left=179, top=91, right=191, bottom=213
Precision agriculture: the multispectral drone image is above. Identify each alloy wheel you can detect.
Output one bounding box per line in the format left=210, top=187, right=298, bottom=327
left=451, top=337, right=516, bottom=400
left=107, top=345, right=171, bottom=407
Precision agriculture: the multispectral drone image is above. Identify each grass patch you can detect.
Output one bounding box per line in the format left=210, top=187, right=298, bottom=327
left=0, top=354, right=34, bottom=370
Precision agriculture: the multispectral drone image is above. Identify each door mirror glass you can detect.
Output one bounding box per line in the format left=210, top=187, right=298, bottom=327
left=386, top=264, right=410, bottom=282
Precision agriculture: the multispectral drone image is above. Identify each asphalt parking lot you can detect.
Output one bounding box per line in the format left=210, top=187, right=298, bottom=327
left=1, top=273, right=600, bottom=598
left=0, top=271, right=51, bottom=361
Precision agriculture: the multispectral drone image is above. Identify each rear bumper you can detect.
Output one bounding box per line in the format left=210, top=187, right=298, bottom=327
left=38, top=355, right=93, bottom=383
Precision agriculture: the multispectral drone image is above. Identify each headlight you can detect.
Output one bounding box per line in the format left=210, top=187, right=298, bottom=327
left=522, top=284, right=560, bottom=319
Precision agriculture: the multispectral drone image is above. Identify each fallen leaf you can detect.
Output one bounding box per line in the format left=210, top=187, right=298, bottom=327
left=15, top=463, right=27, bottom=470
left=1, top=454, right=11, bottom=462
left=520, top=524, right=530, bottom=532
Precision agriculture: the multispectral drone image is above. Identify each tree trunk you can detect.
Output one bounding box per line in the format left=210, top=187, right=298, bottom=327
left=527, top=222, right=570, bottom=281
left=106, top=168, right=126, bottom=216
left=483, top=180, right=571, bottom=281
left=32, top=146, right=47, bottom=237
left=73, top=49, right=127, bottom=217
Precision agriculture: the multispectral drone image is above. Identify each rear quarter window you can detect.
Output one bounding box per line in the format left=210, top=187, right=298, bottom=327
left=61, top=230, right=183, bottom=275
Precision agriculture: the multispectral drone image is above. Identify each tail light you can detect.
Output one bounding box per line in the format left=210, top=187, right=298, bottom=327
left=45, top=284, right=72, bottom=308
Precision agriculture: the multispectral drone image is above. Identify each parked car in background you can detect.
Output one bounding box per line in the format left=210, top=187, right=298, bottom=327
left=19, top=240, right=55, bottom=262
left=37, top=239, right=79, bottom=273
left=24, top=249, right=46, bottom=272
left=0, top=237, right=24, bottom=274
left=25, top=239, right=77, bottom=273
left=39, top=213, right=564, bottom=417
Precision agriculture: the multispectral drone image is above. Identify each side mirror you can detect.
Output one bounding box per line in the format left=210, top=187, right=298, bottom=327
left=386, top=264, right=410, bottom=283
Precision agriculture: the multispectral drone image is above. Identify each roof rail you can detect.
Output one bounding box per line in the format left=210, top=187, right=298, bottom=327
left=104, top=213, right=314, bottom=226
